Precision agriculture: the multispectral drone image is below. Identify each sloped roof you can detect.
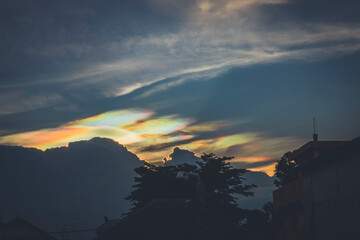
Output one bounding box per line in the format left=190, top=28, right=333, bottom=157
left=290, top=140, right=348, bottom=161
left=301, top=136, right=360, bottom=171
left=1, top=217, right=57, bottom=240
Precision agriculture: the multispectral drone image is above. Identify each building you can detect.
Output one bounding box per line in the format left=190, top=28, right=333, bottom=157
left=0, top=217, right=57, bottom=240
left=273, top=136, right=360, bottom=240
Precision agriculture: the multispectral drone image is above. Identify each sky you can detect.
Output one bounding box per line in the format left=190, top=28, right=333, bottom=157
left=1, top=0, right=360, bottom=176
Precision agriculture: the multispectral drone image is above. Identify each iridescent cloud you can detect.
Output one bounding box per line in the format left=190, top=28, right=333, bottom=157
left=70, top=109, right=153, bottom=127
left=0, top=109, right=151, bottom=149
left=183, top=121, right=234, bottom=133
left=123, top=115, right=192, bottom=135
left=0, top=109, right=195, bottom=152
left=176, top=134, right=303, bottom=176
left=0, top=108, right=303, bottom=176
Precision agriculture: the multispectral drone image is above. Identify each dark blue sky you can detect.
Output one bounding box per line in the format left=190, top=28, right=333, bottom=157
left=1, top=0, right=359, bottom=173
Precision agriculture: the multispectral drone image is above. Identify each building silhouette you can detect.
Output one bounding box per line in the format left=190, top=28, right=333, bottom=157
left=273, top=136, right=360, bottom=240
left=0, top=217, right=57, bottom=240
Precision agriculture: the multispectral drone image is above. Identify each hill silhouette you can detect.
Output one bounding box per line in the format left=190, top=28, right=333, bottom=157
left=0, top=138, right=274, bottom=234
left=0, top=138, right=142, bottom=233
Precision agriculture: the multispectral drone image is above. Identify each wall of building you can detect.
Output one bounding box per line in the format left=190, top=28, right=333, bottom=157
left=302, top=152, right=360, bottom=240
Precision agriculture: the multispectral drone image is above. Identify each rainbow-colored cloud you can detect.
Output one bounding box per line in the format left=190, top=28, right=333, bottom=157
left=0, top=108, right=303, bottom=176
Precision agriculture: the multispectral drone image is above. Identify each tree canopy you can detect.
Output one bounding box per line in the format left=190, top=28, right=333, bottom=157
left=274, top=151, right=298, bottom=187
left=125, top=153, right=256, bottom=221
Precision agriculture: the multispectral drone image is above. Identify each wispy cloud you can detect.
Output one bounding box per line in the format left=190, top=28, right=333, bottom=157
left=3, top=0, right=360, bottom=91
left=0, top=92, right=64, bottom=115
left=1, top=0, right=360, bottom=116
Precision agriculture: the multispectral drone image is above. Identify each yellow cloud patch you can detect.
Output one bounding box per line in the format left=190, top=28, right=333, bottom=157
left=123, top=115, right=192, bottom=135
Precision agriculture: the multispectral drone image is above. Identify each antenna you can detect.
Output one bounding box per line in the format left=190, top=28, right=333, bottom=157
left=312, top=117, right=318, bottom=142
left=313, top=117, right=317, bottom=134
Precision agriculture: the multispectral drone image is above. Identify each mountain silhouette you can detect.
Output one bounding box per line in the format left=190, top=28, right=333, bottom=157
left=0, top=138, right=274, bottom=234
left=0, top=138, right=142, bottom=233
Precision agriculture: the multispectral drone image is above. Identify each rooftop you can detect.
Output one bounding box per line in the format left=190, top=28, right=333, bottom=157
left=289, top=140, right=348, bottom=163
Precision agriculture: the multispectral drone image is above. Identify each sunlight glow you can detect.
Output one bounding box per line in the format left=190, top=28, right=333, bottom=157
left=249, top=162, right=277, bottom=176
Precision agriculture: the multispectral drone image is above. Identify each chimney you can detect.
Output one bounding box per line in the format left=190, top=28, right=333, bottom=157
left=312, top=117, right=318, bottom=142
left=313, top=133, right=318, bottom=142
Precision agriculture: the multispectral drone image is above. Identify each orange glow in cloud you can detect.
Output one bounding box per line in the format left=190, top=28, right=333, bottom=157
left=231, top=156, right=273, bottom=163
left=248, top=162, right=277, bottom=176
left=0, top=126, right=88, bottom=149
left=232, top=156, right=275, bottom=176
left=0, top=109, right=152, bottom=149
left=0, top=109, right=194, bottom=151
left=0, top=108, right=302, bottom=176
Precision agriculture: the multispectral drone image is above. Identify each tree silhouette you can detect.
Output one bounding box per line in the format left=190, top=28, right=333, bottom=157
left=274, top=151, right=298, bottom=187
left=262, top=201, right=274, bottom=223
left=125, top=153, right=256, bottom=222
left=198, top=153, right=255, bottom=221
left=125, top=162, right=198, bottom=212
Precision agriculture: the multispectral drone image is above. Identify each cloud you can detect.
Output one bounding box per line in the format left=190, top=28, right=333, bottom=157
left=0, top=108, right=196, bottom=162
left=140, top=138, right=195, bottom=153
left=175, top=134, right=303, bottom=175
left=0, top=92, right=64, bottom=115
left=164, top=147, right=201, bottom=166
left=0, top=108, right=193, bottom=151
left=2, top=0, right=360, bottom=116
left=0, top=137, right=142, bottom=233
left=94, top=0, right=360, bottom=99
left=0, top=109, right=152, bottom=149
left=0, top=107, right=305, bottom=175
left=231, top=158, right=276, bottom=169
